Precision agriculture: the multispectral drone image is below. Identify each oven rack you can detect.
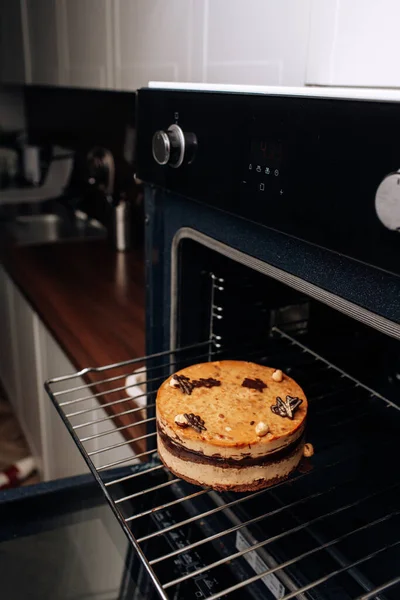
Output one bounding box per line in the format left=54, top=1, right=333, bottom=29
left=45, top=328, right=400, bottom=600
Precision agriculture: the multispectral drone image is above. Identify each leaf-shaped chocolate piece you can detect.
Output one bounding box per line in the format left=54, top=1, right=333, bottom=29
left=242, top=378, right=267, bottom=392
left=192, top=377, right=221, bottom=389
left=271, top=395, right=303, bottom=419
left=174, top=375, right=194, bottom=395
left=183, top=413, right=207, bottom=432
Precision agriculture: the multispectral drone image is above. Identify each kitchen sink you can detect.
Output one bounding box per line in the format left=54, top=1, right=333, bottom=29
left=11, top=213, right=63, bottom=245
left=1, top=204, right=106, bottom=246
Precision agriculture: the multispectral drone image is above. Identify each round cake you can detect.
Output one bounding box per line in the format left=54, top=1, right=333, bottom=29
left=156, top=360, right=308, bottom=492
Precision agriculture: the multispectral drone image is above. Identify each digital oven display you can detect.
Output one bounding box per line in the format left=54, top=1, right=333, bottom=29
left=251, top=139, right=284, bottom=167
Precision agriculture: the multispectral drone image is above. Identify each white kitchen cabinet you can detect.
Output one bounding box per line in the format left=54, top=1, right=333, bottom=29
left=37, top=323, right=91, bottom=480
left=307, top=0, right=400, bottom=88
left=0, top=0, right=26, bottom=84
left=0, top=0, right=113, bottom=89
left=59, top=0, right=114, bottom=89
left=24, top=0, right=60, bottom=85
left=0, top=266, right=19, bottom=408
left=0, top=0, right=316, bottom=92
left=1, top=1, right=333, bottom=92
left=113, top=0, right=194, bottom=90
left=202, top=0, right=311, bottom=86
left=0, top=267, right=137, bottom=481
left=40, top=324, right=138, bottom=478
left=13, top=0, right=113, bottom=89
left=0, top=268, right=72, bottom=477
left=113, top=0, right=312, bottom=89
left=12, top=283, right=44, bottom=471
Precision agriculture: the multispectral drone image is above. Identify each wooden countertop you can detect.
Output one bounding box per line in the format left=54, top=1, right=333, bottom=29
left=2, top=240, right=148, bottom=454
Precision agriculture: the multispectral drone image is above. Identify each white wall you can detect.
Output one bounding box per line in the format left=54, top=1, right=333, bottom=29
left=5, top=0, right=400, bottom=92
left=306, top=0, right=400, bottom=88
left=113, top=0, right=312, bottom=90
left=1, top=0, right=313, bottom=91
left=198, top=0, right=311, bottom=86
left=0, top=85, right=25, bottom=131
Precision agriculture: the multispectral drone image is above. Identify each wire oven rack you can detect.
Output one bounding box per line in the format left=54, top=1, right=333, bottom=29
left=45, top=327, right=400, bottom=600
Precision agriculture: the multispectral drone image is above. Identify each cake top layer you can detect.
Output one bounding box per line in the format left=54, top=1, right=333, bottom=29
left=156, top=360, right=307, bottom=448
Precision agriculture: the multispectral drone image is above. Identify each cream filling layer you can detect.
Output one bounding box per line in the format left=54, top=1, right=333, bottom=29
left=157, top=415, right=305, bottom=460
left=158, top=436, right=304, bottom=487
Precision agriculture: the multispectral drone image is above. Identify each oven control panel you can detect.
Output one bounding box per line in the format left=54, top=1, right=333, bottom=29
left=245, top=138, right=285, bottom=197
left=137, top=88, right=400, bottom=276
left=152, top=124, right=197, bottom=168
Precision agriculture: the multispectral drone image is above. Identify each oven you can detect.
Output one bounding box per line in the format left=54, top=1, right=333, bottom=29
left=46, top=84, right=400, bottom=600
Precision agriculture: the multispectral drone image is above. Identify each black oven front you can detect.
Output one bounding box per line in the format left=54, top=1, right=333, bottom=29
left=45, top=86, right=400, bottom=600
left=139, top=86, right=400, bottom=599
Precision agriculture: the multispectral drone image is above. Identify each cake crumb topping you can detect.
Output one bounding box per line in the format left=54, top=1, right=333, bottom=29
left=272, top=369, right=283, bottom=382
left=303, top=442, right=314, bottom=457
left=242, top=377, right=267, bottom=391
left=174, top=413, right=189, bottom=427
left=170, top=376, right=180, bottom=388
left=170, top=375, right=221, bottom=395
left=255, top=421, right=269, bottom=436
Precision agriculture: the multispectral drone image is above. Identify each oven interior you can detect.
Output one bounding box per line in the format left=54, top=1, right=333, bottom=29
left=176, top=239, right=399, bottom=404
left=46, top=238, right=400, bottom=600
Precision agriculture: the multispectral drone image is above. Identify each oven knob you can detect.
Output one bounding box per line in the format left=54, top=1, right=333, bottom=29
left=152, top=124, right=197, bottom=168
left=375, top=171, right=400, bottom=231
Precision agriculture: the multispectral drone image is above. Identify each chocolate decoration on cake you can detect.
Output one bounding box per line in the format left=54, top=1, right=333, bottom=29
left=193, top=377, right=221, bottom=389
left=174, top=375, right=194, bottom=395
left=271, top=395, right=303, bottom=419
left=183, top=413, right=207, bottom=432
left=242, top=377, right=267, bottom=391
left=172, top=375, right=220, bottom=395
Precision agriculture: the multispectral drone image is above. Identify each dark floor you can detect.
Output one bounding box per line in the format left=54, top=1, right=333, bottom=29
left=0, top=381, right=40, bottom=486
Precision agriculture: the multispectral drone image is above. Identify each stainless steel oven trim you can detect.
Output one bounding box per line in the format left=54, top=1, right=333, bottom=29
left=170, top=227, right=400, bottom=349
